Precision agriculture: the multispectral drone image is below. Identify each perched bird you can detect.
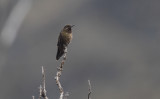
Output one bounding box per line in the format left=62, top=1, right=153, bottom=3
left=56, top=25, right=74, bottom=60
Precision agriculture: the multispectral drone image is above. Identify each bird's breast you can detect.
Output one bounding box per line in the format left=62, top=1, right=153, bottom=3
left=61, top=32, right=72, bottom=41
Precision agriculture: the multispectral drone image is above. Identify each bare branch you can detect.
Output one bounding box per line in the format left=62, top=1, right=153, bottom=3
left=64, top=92, right=69, bottom=99
left=32, top=96, right=35, bottom=99
left=42, top=66, right=47, bottom=95
left=88, top=80, right=92, bottom=99
left=39, top=66, right=48, bottom=99
left=55, top=52, right=67, bottom=99
left=39, top=85, right=42, bottom=99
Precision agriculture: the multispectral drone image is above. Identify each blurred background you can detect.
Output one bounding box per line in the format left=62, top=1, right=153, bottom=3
left=0, top=0, right=160, bottom=99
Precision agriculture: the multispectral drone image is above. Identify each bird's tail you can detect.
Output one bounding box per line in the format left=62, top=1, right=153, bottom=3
left=56, top=47, right=65, bottom=60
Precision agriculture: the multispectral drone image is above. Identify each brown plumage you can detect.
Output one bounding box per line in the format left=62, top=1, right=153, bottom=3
left=56, top=25, right=74, bottom=60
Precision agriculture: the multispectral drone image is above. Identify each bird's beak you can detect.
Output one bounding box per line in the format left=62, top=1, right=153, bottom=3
left=71, top=25, right=75, bottom=28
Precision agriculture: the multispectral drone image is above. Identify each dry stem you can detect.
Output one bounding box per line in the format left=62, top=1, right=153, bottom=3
left=88, top=80, right=92, bottom=99
left=39, top=66, right=48, bottom=99
left=55, top=52, right=67, bottom=99
left=64, top=92, right=69, bottom=99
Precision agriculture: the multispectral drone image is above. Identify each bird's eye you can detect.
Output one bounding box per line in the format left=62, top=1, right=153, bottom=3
left=65, top=27, right=69, bottom=30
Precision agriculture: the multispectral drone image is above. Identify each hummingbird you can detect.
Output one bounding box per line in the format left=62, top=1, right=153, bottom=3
left=56, top=25, right=74, bottom=60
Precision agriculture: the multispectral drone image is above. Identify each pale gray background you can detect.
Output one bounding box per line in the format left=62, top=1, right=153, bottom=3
left=0, top=0, right=160, bottom=99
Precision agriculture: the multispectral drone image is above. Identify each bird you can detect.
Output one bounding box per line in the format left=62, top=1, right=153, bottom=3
left=56, top=25, right=74, bottom=60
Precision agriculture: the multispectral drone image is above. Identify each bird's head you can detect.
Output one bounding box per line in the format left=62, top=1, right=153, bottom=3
left=63, top=25, right=74, bottom=33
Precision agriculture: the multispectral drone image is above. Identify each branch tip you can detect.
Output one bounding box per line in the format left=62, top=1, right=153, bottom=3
left=88, top=80, right=92, bottom=99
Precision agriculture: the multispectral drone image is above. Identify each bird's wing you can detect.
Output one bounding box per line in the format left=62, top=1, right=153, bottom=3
left=57, top=33, right=63, bottom=47
left=57, top=32, right=70, bottom=47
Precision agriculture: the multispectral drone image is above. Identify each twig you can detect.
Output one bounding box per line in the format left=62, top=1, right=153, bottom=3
left=88, top=80, right=92, bottom=99
left=39, top=85, right=42, bottom=99
left=39, top=66, right=48, bottom=99
left=64, top=92, right=69, bottom=99
left=32, top=96, right=35, bottom=99
left=55, top=52, right=67, bottom=99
